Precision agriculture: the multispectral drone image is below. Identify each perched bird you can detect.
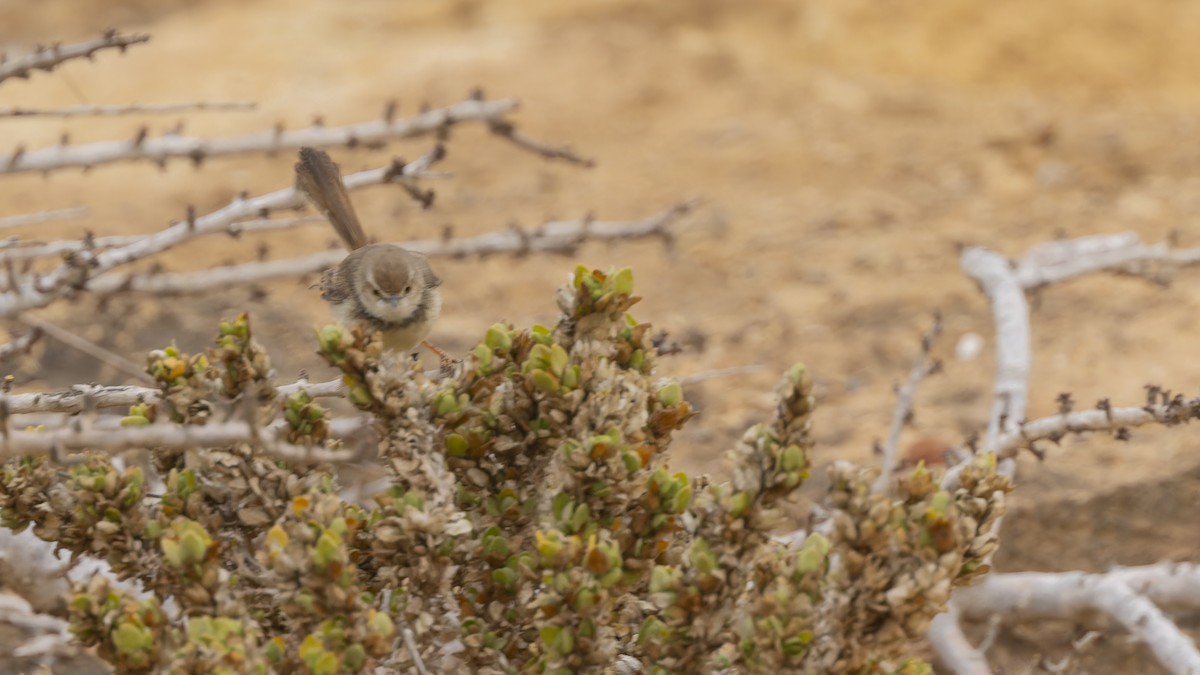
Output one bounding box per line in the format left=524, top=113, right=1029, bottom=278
left=295, top=147, right=443, bottom=353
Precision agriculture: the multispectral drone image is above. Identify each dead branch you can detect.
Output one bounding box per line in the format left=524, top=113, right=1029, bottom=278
left=0, top=101, right=255, bottom=118
left=0, top=215, right=325, bottom=263
left=0, top=328, right=42, bottom=362
left=925, top=603, right=991, bottom=675
left=484, top=116, right=594, bottom=166
left=873, top=313, right=942, bottom=494
left=0, top=148, right=442, bottom=315
left=1015, top=231, right=1200, bottom=290
left=954, top=569, right=1200, bottom=675
left=2, top=377, right=343, bottom=415
left=0, top=591, right=74, bottom=662
left=0, top=420, right=359, bottom=464
left=0, top=97, right=544, bottom=174
left=0, top=207, right=88, bottom=230
left=992, top=398, right=1200, bottom=460
left=0, top=30, right=150, bottom=86
left=84, top=202, right=690, bottom=297
left=0, top=517, right=151, bottom=609
left=961, top=246, right=1031, bottom=450
left=20, top=314, right=153, bottom=383
left=930, top=246, right=1030, bottom=674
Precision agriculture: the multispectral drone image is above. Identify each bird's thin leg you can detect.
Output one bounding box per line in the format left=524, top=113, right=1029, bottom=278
left=422, top=340, right=456, bottom=371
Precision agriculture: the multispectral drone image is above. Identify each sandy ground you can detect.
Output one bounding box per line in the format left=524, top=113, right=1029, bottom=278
left=4, top=1, right=1200, bottom=671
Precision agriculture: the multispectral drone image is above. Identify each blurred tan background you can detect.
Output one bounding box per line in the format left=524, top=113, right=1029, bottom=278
left=5, top=4, right=1200, bottom=655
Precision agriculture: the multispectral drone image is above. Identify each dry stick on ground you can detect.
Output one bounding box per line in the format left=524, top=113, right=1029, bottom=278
left=0, top=30, right=150, bottom=86
left=0, top=101, right=256, bottom=118
left=0, top=147, right=444, bottom=316
left=0, top=95, right=590, bottom=174
left=84, top=202, right=691, bottom=296
left=0, top=207, right=88, bottom=230
left=872, top=312, right=943, bottom=494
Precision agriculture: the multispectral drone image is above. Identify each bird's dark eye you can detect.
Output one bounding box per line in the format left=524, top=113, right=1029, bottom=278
left=403, top=285, right=412, bottom=295
left=373, top=288, right=384, bottom=298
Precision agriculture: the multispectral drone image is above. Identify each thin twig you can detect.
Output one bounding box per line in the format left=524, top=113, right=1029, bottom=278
left=0, top=215, right=326, bottom=263
left=0, top=147, right=443, bottom=316
left=872, top=313, right=943, bottom=494
left=0, top=328, right=42, bottom=362
left=0, top=207, right=88, bottom=230
left=0, top=30, right=150, bottom=86
left=991, top=397, right=1200, bottom=460
left=0, top=101, right=256, bottom=118
left=2, top=377, right=344, bottom=415
left=402, top=626, right=430, bottom=675
left=677, top=364, right=766, bottom=385
left=486, top=117, right=594, bottom=166
left=18, top=314, right=152, bottom=383
left=84, top=202, right=691, bottom=297
left=0, top=97, right=554, bottom=174
left=0, top=420, right=357, bottom=464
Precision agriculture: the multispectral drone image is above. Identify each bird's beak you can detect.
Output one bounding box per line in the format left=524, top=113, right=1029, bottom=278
left=384, top=295, right=400, bottom=307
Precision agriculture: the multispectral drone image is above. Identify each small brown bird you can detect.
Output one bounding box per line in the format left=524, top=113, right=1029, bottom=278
left=295, top=147, right=443, bottom=353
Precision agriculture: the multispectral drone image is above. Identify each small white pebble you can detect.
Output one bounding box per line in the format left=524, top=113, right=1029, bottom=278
left=955, top=333, right=984, bottom=361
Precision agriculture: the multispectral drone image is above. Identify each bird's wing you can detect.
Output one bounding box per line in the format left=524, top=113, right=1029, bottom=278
left=319, top=265, right=352, bottom=304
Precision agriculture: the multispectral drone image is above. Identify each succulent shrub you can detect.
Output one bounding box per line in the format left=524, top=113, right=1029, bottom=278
left=0, top=266, right=1009, bottom=673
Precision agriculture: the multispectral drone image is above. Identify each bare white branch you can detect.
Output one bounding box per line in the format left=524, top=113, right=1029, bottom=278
left=0, top=98, right=517, bottom=174
left=961, top=246, right=1031, bottom=448
left=0, top=328, right=42, bottom=362
left=931, top=246, right=1030, bottom=673
left=926, top=603, right=990, bottom=675
left=1015, top=231, right=1200, bottom=290
left=2, top=377, right=343, bottom=415
left=0, top=30, right=150, bottom=86
left=0, top=419, right=361, bottom=464
left=0, top=101, right=256, bottom=118
left=0, top=207, right=88, bottom=230
left=0, top=215, right=326, bottom=263
left=0, top=521, right=150, bottom=612
left=83, top=202, right=690, bottom=297
left=0, top=149, right=440, bottom=315
left=0, top=591, right=74, bottom=662
left=992, top=397, right=1200, bottom=460
left=955, top=570, right=1200, bottom=675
